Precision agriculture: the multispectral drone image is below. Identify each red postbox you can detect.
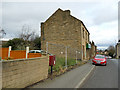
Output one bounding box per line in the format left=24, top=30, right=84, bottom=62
left=49, top=55, right=56, bottom=66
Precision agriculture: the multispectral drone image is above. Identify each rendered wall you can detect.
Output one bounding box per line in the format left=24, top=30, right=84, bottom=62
left=2, top=56, right=48, bottom=88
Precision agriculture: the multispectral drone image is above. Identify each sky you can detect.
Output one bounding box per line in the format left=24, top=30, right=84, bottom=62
left=0, top=0, right=119, bottom=50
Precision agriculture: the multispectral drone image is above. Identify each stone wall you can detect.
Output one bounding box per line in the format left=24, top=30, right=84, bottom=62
left=0, top=61, right=2, bottom=90
left=81, top=23, right=90, bottom=60
left=2, top=56, right=49, bottom=88
left=41, top=9, right=81, bottom=49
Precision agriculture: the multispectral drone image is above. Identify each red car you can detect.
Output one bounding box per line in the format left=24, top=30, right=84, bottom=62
left=92, top=55, right=107, bottom=66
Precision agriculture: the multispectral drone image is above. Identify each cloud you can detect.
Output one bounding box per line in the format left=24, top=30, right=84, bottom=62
left=1, top=1, right=119, bottom=49
left=2, top=0, right=119, bottom=3
left=118, top=1, right=120, bottom=41
left=2, top=2, right=59, bottom=37
left=88, top=20, right=118, bottom=47
left=0, top=2, right=2, bottom=27
left=80, top=2, right=118, bottom=26
left=2, top=2, right=56, bottom=22
left=93, top=4, right=118, bottom=25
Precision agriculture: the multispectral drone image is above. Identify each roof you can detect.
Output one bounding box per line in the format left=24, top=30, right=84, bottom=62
left=80, top=21, right=90, bottom=35
left=43, top=8, right=90, bottom=34
left=0, top=38, right=9, bottom=41
left=117, top=42, right=120, bottom=45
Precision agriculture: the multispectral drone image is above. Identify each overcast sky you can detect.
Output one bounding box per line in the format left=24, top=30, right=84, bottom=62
left=0, top=0, right=119, bottom=50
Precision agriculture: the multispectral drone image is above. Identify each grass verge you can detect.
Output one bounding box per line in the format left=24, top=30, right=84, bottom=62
left=48, top=57, right=88, bottom=78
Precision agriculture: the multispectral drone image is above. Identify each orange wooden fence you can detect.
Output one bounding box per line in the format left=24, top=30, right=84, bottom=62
left=10, top=50, right=26, bottom=59
left=0, top=48, right=9, bottom=59
left=0, top=48, right=42, bottom=60
left=28, top=53, right=42, bottom=58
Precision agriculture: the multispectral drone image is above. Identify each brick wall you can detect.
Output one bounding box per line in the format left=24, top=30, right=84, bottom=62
left=2, top=56, right=49, bottom=88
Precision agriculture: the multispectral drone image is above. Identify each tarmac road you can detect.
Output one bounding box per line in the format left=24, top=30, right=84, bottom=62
left=81, top=59, right=119, bottom=88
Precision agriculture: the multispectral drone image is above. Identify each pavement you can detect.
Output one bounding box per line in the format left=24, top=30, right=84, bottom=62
left=81, top=59, right=118, bottom=88
left=27, top=60, right=95, bottom=88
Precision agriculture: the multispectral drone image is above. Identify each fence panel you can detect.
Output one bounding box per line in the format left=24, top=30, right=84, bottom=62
left=10, top=50, right=26, bottom=59
left=67, top=47, right=81, bottom=66
left=47, top=42, right=82, bottom=71
left=0, top=48, right=9, bottom=59
left=47, top=43, right=66, bottom=71
left=28, top=53, right=42, bottom=58
left=0, top=48, right=42, bottom=60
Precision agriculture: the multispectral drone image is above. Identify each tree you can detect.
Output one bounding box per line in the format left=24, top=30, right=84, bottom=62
left=18, top=24, right=37, bottom=48
left=107, top=45, right=115, bottom=57
left=2, top=38, right=25, bottom=50
left=0, top=28, right=6, bottom=38
left=19, top=24, right=35, bottom=41
left=33, top=36, right=41, bottom=49
left=2, top=25, right=41, bottom=50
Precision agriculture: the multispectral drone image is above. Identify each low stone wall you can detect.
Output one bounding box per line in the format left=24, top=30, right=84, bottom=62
left=0, top=61, right=2, bottom=90
left=2, top=56, right=49, bottom=88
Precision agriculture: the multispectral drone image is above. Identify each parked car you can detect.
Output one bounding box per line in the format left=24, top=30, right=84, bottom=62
left=29, top=50, right=46, bottom=54
left=92, top=54, right=107, bottom=66
left=29, top=50, right=52, bottom=55
left=106, top=56, right=112, bottom=59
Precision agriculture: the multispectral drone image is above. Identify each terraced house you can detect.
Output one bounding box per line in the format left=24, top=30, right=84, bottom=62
left=90, top=41, right=97, bottom=58
left=41, top=8, right=92, bottom=60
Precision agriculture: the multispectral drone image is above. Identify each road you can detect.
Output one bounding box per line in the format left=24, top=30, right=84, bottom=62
left=81, top=59, right=119, bottom=88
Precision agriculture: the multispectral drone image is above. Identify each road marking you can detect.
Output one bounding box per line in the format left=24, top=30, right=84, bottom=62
left=74, top=65, right=95, bottom=88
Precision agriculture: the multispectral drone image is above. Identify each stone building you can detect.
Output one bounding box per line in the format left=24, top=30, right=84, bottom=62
left=116, top=41, right=120, bottom=58
left=41, top=8, right=91, bottom=60
left=90, top=41, right=97, bottom=58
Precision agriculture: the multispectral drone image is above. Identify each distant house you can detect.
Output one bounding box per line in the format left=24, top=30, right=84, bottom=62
left=41, top=8, right=93, bottom=60
left=104, top=50, right=109, bottom=55
left=0, top=38, right=9, bottom=47
left=90, top=41, right=97, bottom=57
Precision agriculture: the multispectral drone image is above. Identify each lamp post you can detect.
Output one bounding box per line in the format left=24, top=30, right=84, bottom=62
left=65, top=46, right=67, bottom=68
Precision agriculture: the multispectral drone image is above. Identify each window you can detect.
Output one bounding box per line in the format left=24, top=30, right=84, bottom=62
left=36, top=51, right=40, bottom=53
left=88, top=34, right=89, bottom=41
left=83, top=28, right=84, bottom=38
left=95, top=55, right=105, bottom=59
left=86, top=32, right=87, bottom=41
left=29, top=51, right=35, bottom=53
